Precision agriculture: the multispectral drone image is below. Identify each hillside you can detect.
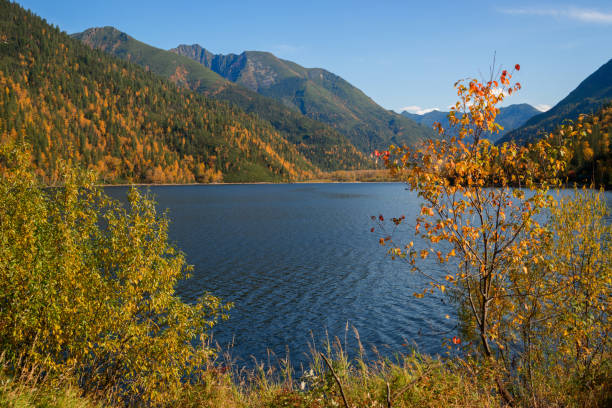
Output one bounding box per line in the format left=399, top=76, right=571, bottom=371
left=556, top=103, right=612, bottom=188
left=402, top=104, right=540, bottom=142
left=171, top=44, right=435, bottom=152
left=499, top=58, right=612, bottom=144
left=73, top=27, right=371, bottom=171
left=0, top=0, right=319, bottom=183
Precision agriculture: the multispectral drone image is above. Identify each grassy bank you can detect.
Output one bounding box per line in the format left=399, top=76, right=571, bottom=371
left=95, top=169, right=397, bottom=186
left=2, top=336, right=609, bottom=408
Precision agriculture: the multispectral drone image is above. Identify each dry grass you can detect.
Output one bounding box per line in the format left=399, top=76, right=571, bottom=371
left=0, top=353, right=100, bottom=408
left=1, top=332, right=609, bottom=407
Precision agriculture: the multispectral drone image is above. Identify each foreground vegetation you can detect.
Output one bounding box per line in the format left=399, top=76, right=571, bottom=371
left=1, top=133, right=610, bottom=407
left=0, top=329, right=609, bottom=408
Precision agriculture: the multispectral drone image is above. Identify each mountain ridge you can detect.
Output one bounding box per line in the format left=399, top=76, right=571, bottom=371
left=171, top=43, right=435, bottom=152
left=402, top=103, right=541, bottom=142
left=499, top=58, right=612, bottom=144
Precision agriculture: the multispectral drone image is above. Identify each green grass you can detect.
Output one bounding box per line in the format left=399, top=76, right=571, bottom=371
left=0, top=358, right=100, bottom=408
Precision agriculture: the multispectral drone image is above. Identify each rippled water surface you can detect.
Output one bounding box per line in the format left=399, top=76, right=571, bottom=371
left=105, top=184, right=612, bottom=369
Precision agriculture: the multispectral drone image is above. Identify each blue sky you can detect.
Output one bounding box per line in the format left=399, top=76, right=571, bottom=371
left=16, top=0, right=612, bottom=114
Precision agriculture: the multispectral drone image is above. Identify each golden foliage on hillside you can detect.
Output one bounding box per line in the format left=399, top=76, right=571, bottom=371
left=0, top=0, right=316, bottom=183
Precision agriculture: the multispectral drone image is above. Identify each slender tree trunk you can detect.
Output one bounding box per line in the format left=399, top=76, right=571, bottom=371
left=480, top=298, right=514, bottom=406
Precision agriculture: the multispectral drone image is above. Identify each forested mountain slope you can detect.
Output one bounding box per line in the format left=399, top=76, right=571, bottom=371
left=554, top=103, right=612, bottom=188
left=0, top=0, right=321, bottom=183
left=499, top=59, right=612, bottom=144
left=73, top=27, right=371, bottom=171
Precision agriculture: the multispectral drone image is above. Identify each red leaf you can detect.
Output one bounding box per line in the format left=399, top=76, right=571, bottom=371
left=515, top=64, right=521, bottom=71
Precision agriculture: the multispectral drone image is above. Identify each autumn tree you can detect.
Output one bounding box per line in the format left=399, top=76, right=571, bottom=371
left=375, top=64, right=572, bottom=404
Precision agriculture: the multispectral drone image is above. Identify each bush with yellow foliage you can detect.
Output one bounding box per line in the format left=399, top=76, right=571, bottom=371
left=0, top=142, right=230, bottom=405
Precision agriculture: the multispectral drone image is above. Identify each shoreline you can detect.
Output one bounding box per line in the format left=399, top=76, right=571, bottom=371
left=96, top=181, right=612, bottom=190
left=98, top=180, right=403, bottom=187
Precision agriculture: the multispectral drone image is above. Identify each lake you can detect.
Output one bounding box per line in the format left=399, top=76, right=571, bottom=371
left=105, top=183, right=612, bottom=371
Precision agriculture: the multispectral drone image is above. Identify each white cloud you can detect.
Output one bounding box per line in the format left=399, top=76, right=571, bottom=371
left=500, top=6, right=612, bottom=24
left=569, top=8, right=612, bottom=23
left=535, top=104, right=552, bottom=112
left=399, top=105, right=439, bottom=115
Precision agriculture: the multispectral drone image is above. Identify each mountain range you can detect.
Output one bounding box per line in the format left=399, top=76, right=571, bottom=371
left=1, top=0, right=610, bottom=184
left=74, top=29, right=434, bottom=158
left=59, top=26, right=612, bottom=163
left=71, top=27, right=373, bottom=172
left=402, top=104, right=541, bottom=142
left=170, top=44, right=434, bottom=152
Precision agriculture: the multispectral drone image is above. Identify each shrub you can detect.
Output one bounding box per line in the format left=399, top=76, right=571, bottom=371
left=507, top=189, right=612, bottom=406
left=0, top=142, right=230, bottom=406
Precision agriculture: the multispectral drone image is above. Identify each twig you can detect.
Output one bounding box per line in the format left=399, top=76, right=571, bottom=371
left=495, top=376, right=515, bottom=407
left=320, top=353, right=349, bottom=408
left=390, top=364, right=433, bottom=403
left=386, top=382, right=392, bottom=408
